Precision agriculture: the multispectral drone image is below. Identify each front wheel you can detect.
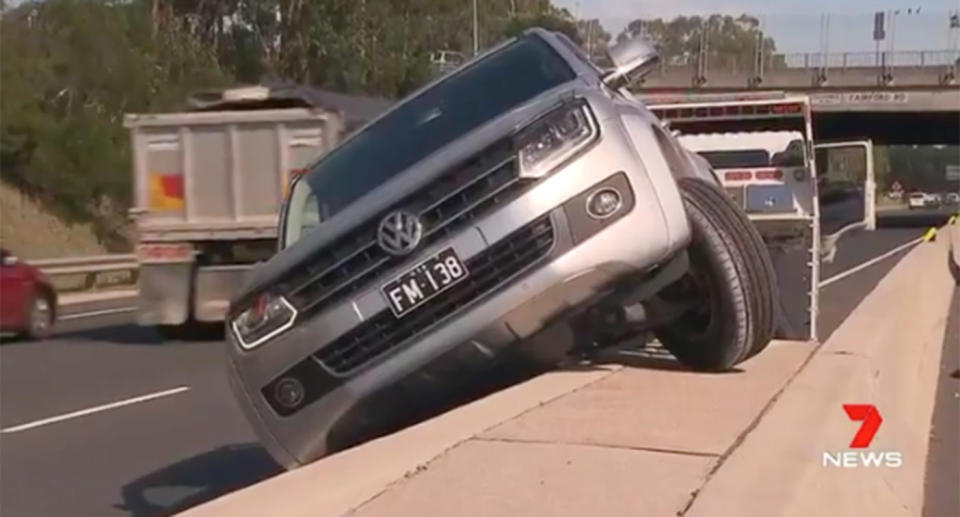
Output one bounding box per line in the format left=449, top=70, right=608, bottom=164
left=653, top=178, right=778, bottom=371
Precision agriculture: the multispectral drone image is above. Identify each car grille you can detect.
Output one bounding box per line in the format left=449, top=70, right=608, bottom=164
left=313, top=216, right=555, bottom=375
left=282, top=142, right=535, bottom=318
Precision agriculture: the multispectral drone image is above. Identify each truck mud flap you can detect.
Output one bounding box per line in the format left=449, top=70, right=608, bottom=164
left=755, top=221, right=813, bottom=341
left=138, top=262, right=192, bottom=326
left=194, top=265, right=254, bottom=322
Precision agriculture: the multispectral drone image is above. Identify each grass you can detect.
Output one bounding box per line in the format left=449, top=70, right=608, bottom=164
left=0, top=181, right=109, bottom=259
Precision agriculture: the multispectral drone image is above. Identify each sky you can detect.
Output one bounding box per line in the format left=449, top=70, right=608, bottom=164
left=555, top=0, right=960, bottom=53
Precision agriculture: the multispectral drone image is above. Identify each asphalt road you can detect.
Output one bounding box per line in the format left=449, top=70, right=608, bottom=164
left=0, top=329, right=279, bottom=517
left=0, top=225, right=945, bottom=517
left=923, top=288, right=960, bottom=517
left=817, top=226, right=925, bottom=340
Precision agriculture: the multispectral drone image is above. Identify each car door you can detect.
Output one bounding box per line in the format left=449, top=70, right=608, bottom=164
left=814, top=140, right=876, bottom=261
left=0, top=249, right=30, bottom=330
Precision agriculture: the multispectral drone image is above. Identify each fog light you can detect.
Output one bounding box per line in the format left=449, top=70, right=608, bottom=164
left=586, top=188, right=623, bottom=219
left=273, top=377, right=305, bottom=409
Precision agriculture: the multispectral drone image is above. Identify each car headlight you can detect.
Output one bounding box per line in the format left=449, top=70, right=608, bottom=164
left=231, top=293, right=297, bottom=350
left=516, top=100, right=598, bottom=179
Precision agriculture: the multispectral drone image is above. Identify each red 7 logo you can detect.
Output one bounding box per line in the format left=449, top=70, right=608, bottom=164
left=843, top=404, right=883, bottom=448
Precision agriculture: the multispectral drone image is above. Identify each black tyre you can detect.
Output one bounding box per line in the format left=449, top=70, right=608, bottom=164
left=25, top=292, right=55, bottom=340
left=654, top=178, right=778, bottom=371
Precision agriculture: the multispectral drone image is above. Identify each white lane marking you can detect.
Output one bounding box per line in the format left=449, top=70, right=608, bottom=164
left=58, top=306, right=137, bottom=321
left=819, top=237, right=923, bottom=288
left=0, top=386, right=190, bottom=433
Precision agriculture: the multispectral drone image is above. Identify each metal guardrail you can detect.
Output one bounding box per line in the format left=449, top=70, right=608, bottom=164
left=34, top=254, right=139, bottom=292
left=781, top=50, right=960, bottom=69
left=645, top=49, right=960, bottom=88
left=659, top=50, right=960, bottom=72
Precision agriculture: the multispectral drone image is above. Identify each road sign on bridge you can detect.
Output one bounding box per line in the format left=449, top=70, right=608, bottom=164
left=946, top=165, right=960, bottom=181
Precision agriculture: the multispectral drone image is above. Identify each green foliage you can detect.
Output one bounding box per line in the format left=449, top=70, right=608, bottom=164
left=503, top=13, right=581, bottom=44
left=1, top=0, right=228, bottom=240
left=576, top=18, right=611, bottom=63
left=0, top=0, right=590, bottom=245
left=618, top=15, right=777, bottom=74
left=873, top=146, right=893, bottom=191
left=885, top=145, right=960, bottom=192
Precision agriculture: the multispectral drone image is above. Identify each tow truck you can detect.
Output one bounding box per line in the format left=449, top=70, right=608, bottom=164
left=645, top=92, right=877, bottom=341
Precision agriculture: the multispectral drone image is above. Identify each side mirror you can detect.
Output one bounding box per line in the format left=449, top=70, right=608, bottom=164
left=603, top=38, right=660, bottom=89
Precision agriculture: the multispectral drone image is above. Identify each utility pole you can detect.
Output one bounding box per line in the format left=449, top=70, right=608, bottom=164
left=586, top=19, right=594, bottom=56
left=887, top=9, right=909, bottom=54
left=815, top=13, right=830, bottom=85
left=473, top=0, right=479, bottom=56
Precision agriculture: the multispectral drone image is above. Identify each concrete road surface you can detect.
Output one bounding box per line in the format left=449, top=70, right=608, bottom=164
left=0, top=227, right=942, bottom=517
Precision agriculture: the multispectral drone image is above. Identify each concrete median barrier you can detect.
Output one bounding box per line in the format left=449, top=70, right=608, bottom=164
left=180, top=237, right=954, bottom=517
left=178, top=366, right=620, bottom=517
left=685, top=235, right=954, bottom=517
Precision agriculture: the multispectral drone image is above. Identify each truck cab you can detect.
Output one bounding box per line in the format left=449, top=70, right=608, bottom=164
left=677, top=131, right=812, bottom=218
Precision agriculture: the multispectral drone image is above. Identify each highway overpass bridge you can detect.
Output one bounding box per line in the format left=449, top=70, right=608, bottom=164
left=635, top=50, right=960, bottom=144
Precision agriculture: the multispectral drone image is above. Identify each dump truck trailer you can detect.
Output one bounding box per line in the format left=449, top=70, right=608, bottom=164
left=643, top=91, right=876, bottom=341
left=124, top=86, right=352, bottom=334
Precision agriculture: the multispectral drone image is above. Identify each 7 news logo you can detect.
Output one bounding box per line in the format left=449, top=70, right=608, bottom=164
left=822, top=404, right=903, bottom=468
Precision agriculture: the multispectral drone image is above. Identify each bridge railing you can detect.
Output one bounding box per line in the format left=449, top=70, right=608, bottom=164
left=644, top=49, right=959, bottom=88
left=778, top=50, right=959, bottom=70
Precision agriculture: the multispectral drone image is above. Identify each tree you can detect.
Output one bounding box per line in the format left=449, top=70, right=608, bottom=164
left=502, top=12, right=582, bottom=45
left=617, top=14, right=777, bottom=75
left=873, top=146, right=893, bottom=192
left=1, top=0, right=229, bottom=246
left=577, top=18, right=611, bottom=62
left=886, top=145, right=960, bottom=192
left=1, top=0, right=602, bottom=248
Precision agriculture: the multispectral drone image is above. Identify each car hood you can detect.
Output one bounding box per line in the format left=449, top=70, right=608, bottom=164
left=232, top=83, right=590, bottom=311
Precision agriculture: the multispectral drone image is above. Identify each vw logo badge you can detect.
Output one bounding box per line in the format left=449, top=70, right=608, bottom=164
left=377, top=211, right=423, bottom=256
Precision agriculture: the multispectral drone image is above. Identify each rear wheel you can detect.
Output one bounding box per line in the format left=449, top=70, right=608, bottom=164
left=25, top=293, right=54, bottom=340
left=654, top=178, right=778, bottom=371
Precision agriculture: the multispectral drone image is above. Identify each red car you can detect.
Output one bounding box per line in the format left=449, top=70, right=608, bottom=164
left=0, top=248, right=57, bottom=339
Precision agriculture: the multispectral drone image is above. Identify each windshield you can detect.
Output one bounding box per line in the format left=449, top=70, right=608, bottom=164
left=699, top=140, right=806, bottom=170
left=283, top=34, right=575, bottom=248
left=699, top=150, right=770, bottom=169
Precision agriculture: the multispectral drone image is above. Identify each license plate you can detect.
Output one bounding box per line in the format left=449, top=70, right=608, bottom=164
left=381, top=247, right=469, bottom=317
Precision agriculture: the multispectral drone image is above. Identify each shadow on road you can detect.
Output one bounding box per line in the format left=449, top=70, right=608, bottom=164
left=587, top=344, right=746, bottom=374
left=115, top=443, right=281, bottom=517
left=0, top=334, right=29, bottom=345
left=0, top=326, right=160, bottom=346
left=51, top=323, right=225, bottom=346
left=877, top=209, right=953, bottom=229
left=56, top=324, right=164, bottom=345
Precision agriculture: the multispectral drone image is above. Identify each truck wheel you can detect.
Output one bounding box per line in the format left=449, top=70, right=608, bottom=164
left=654, top=178, right=778, bottom=371
left=25, top=293, right=55, bottom=340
